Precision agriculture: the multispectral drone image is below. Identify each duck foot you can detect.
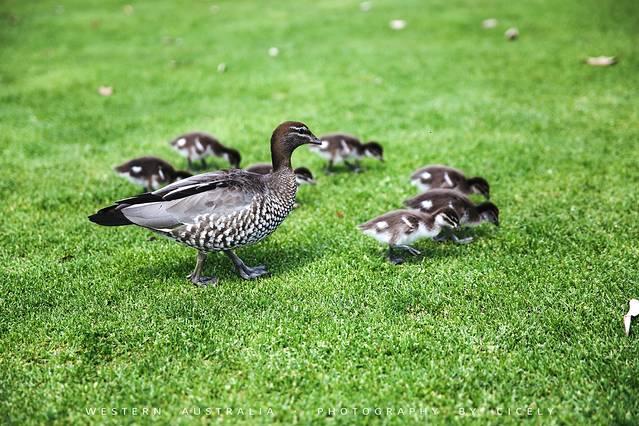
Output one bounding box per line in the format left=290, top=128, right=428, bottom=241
left=224, top=250, right=269, bottom=280
left=387, top=254, right=405, bottom=265
left=452, top=235, right=474, bottom=244
left=345, top=161, right=363, bottom=173
left=187, top=274, right=219, bottom=287
left=433, top=232, right=449, bottom=242
left=187, top=251, right=218, bottom=287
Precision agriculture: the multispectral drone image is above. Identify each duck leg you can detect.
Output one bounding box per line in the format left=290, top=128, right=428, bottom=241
left=396, top=244, right=421, bottom=256
left=224, top=250, right=269, bottom=280
left=201, top=158, right=207, bottom=169
left=387, top=246, right=405, bottom=265
left=347, top=160, right=363, bottom=173
left=324, top=159, right=335, bottom=174
left=187, top=251, right=218, bottom=287
left=452, top=233, right=474, bottom=244
left=187, top=158, right=194, bottom=169
left=433, top=228, right=452, bottom=242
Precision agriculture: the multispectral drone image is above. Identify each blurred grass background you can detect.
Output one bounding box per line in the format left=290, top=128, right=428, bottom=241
left=1, top=0, right=638, bottom=424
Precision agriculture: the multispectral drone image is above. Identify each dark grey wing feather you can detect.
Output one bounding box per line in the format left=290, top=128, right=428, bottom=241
left=114, top=170, right=264, bottom=230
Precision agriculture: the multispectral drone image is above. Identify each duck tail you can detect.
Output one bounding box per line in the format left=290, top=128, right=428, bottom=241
left=88, top=204, right=132, bottom=226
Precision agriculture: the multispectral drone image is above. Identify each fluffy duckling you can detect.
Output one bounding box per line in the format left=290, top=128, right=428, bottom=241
left=404, top=189, right=499, bottom=243
left=90, top=122, right=321, bottom=287
left=245, top=163, right=316, bottom=186
left=358, top=207, right=460, bottom=264
left=170, top=132, right=241, bottom=170
left=115, top=156, right=192, bottom=192
left=410, top=165, right=490, bottom=199
left=310, top=133, right=383, bottom=172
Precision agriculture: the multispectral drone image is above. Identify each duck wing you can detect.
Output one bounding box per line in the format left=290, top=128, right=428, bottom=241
left=90, top=170, right=265, bottom=230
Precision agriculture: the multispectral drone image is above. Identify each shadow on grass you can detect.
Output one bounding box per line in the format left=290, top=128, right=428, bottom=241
left=137, top=240, right=326, bottom=285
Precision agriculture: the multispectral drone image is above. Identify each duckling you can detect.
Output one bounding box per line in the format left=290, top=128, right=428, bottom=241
left=404, top=188, right=499, bottom=243
left=90, top=121, right=322, bottom=287
left=114, top=156, right=192, bottom=192
left=169, top=132, right=241, bottom=170
left=310, top=133, right=383, bottom=173
left=358, top=207, right=459, bottom=264
left=245, top=163, right=316, bottom=186
left=410, top=165, right=490, bottom=199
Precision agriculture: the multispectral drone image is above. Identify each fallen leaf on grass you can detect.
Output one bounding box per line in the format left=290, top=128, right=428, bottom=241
left=389, top=19, right=407, bottom=30
left=98, top=86, right=113, bottom=96
left=624, top=299, right=639, bottom=336
left=482, top=18, right=497, bottom=29
left=586, top=56, right=617, bottom=67
left=336, top=211, right=344, bottom=218
left=505, top=27, right=519, bottom=40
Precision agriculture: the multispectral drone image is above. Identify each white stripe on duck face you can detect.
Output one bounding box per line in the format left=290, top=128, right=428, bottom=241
left=176, top=138, right=187, bottom=147
left=290, top=132, right=315, bottom=142
left=289, top=126, right=308, bottom=132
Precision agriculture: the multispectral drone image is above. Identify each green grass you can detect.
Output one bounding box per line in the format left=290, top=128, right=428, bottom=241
left=1, top=0, right=639, bottom=424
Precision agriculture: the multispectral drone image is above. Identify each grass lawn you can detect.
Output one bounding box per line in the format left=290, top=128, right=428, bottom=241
left=1, top=0, right=639, bottom=424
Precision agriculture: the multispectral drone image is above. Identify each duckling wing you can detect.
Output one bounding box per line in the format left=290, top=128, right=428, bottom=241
left=113, top=170, right=265, bottom=230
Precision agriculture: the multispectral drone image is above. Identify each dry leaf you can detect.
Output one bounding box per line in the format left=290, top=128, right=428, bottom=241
left=98, top=86, right=113, bottom=96
left=336, top=211, right=344, bottom=218
left=482, top=18, right=497, bottom=29
left=389, top=19, right=407, bottom=30
left=586, top=56, right=617, bottom=67
left=624, top=299, right=639, bottom=336
left=123, top=4, right=134, bottom=15
left=505, top=27, right=519, bottom=40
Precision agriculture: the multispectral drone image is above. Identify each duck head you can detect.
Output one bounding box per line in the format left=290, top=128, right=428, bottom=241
left=433, top=207, right=460, bottom=230
left=293, top=166, right=316, bottom=185
left=225, top=148, right=242, bottom=168
left=362, top=141, right=384, bottom=162
left=468, top=177, right=490, bottom=199
left=271, top=121, right=321, bottom=170
left=477, top=202, right=499, bottom=226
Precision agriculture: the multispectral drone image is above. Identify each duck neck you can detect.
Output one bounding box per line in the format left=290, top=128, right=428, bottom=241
left=271, top=146, right=293, bottom=172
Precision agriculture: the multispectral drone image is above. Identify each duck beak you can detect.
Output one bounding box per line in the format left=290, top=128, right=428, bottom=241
left=309, top=135, right=322, bottom=145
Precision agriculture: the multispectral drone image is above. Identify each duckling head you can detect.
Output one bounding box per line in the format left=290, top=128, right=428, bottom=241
left=225, top=148, right=242, bottom=168
left=294, top=167, right=316, bottom=185
left=468, top=177, right=490, bottom=199
left=433, top=207, right=460, bottom=230
left=477, top=202, right=499, bottom=226
left=363, top=141, right=384, bottom=162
